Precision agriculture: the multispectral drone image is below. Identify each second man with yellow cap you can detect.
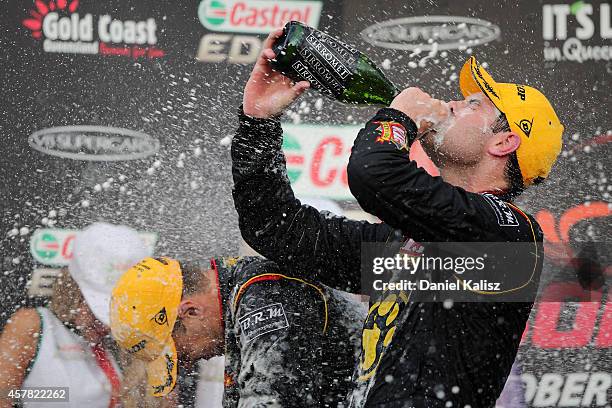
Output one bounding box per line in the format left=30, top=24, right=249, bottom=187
left=110, top=256, right=367, bottom=406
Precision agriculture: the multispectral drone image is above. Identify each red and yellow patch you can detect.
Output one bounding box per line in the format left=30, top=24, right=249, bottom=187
left=224, top=372, right=235, bottom=387
left=373, top=121, right=408, bottom=150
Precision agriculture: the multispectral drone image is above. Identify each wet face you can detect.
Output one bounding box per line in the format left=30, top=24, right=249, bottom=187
left=421, top=93, right=499, bottom=168
left=173, top=292, right=224, bottom=362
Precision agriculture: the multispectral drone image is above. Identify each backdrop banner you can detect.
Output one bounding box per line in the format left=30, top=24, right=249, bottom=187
left=1, top=0, right=609, bottom=406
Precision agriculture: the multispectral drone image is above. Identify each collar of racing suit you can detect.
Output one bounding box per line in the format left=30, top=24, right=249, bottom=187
left=479, top=189, right=513, bottom=202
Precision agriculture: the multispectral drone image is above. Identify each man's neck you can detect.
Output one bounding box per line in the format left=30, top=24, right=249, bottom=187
left=439, top=160, right=508, bottom=194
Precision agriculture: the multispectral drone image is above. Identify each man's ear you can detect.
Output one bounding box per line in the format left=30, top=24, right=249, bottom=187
left=488, top=131, right=521, bottom=157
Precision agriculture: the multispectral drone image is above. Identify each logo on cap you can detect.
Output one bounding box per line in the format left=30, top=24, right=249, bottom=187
left=516, top=85, right=526, bottom=101
left=154, top=257, right=169, bottom=265
left=152, top=354, right=175, bottom=395
left=130, top=339, right=147, bottom=354
left=515, top=118, right=534, bottom=137
left=473, top=64, right=500, bottom=99
left=151, top=307, right=169, bottom=326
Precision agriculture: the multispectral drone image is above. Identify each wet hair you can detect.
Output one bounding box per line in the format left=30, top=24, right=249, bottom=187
left=178, top=260, right=211, bottom=298
left=172, top=260, right=211, bottom=336
left=491, top=114, right=525, bottom=199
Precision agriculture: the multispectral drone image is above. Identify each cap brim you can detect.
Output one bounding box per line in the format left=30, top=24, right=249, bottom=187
left=459, top=56, right=504, bottom=113
left=146, top=340, right=178, bottom=397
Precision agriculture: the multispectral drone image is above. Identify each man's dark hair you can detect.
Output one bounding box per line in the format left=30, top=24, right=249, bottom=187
left=173, top=260, right=211, bottom=336
left=491, top=114, right=524, bottom=199
left=178, top=260, right=211, bottom=297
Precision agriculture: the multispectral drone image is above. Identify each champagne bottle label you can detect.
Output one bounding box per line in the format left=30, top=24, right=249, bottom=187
left=291, top=61, right=336, bottom=98
left=272, top=21, right=398, bottom=105
left=290, top=28, right=362, bottom=99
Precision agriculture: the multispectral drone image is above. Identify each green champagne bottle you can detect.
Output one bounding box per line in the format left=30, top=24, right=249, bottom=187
left=270, top=21, right=399, bottom=106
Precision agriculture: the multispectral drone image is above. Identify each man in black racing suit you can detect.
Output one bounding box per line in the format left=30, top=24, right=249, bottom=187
left=111, top=255, right=367, bottom=407
left=232, top=29, right=564, bottom=407
left=214, top=256, right=367, bottom=407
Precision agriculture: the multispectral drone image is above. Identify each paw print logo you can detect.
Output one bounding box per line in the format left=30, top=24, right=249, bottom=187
left=358, top=291, right=408, bottom=381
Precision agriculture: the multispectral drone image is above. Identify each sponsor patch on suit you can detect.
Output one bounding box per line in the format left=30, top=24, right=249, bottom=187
left=481, top=193, right=519, bottom=227
left=239, top=303, right=289, bottom=343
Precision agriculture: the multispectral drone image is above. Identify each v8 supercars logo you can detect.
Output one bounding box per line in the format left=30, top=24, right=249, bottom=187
left=29, top=126, right=160, bottom=161
left=361, top=15, right=501, bottom=51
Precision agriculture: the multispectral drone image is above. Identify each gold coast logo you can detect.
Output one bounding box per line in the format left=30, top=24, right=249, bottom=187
left=22, top=0, right=80, bottom=39
left=358, top=291, right=409, bottom=381
left=21, top=0, right=165, bottom=59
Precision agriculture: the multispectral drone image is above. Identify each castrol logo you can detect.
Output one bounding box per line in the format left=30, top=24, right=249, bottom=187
left=198, top=0, right=322, bottom=34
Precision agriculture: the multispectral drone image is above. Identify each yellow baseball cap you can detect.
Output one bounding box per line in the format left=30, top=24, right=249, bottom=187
left=110, top=257, right=183, bottom=397
left=459, top=56, right=564, bottom=186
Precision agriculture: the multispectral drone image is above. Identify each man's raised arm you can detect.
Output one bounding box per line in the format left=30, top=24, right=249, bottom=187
left=232, top=29, right=394, bottom=293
